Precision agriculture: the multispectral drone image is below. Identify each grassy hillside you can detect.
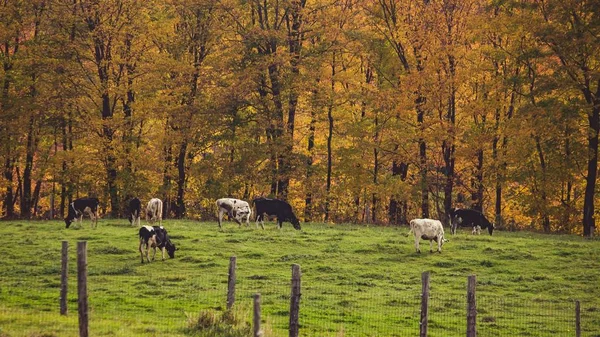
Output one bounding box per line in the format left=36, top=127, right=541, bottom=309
left=0, top=219, right=599, bottom=337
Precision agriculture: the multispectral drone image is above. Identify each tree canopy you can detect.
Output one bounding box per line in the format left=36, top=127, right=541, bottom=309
left=1, top=0, right=598, bottom=235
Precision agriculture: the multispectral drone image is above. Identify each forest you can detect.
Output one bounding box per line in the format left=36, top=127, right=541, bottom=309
left=0, top=0, right=598, bottom=236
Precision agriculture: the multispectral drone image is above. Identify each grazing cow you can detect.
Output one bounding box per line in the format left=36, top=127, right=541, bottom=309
left=407, top=218, right=447, bottom=253
left=253, top=197, right=301, bottom=230
left=138, top=225, right=177, bottom=263
left=64, top=197, right=99, bottom=229
left=216, top=198, right=253, bottom=229
left=449, top=208, right=494, bottom=235
left=146, top=198, right=163, bottom=226
left=128, top=197, right=141, bottom=226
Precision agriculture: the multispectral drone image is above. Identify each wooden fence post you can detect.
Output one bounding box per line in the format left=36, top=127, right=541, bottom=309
left=467, top=275, right=477, bottom=337
left=60, top=241, right=68, bottom=315
left=254, top=293, right=262, bottom=337
left=289, top=264, right=301, bottom=337
left=77, top=241, right=88, bottom=337
left=227, top=256, right=237, bottom=310
left=420, top=271, right=430, bottom=337
left=575, top=300, right=581, bottom=337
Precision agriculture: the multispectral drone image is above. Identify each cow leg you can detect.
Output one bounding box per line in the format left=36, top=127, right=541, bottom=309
left=414, top=237, right=421, bottom=253
left=139, top=240, right=144, bottom=263
left=218, top=210, right=224, bottom=229
left=437, top=238, right=442, bottom=253
left=140, top=241, right=150, bottom=263
left=430, top=240, right=434, bottom=253
left=161, top=247, right=166, bottom=261
left=255, top=214, right=265, bottom=229
left=90, top=210, right=98, bottom=229
left=255, top=213, right=263, bottom=229
left=151, top=245, right=157, bottom=261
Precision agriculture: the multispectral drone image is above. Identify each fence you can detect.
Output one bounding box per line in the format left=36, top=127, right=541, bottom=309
left=0, top=241, right=597, bottom=337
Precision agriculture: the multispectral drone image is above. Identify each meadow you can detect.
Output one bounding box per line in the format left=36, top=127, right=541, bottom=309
left=0, top=219, right=599, bottom=337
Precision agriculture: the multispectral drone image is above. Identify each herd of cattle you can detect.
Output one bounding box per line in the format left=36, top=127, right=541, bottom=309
left=62, top=196, right=495, bottom=262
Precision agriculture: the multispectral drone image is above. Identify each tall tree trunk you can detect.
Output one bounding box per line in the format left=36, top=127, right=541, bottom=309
left=471, top=149, right=484, bottom=211
left=325, top=53, right=335, bottom=221
left=268, top=62, right=287, bottom=199
left=21, top=115, right=37, bottom=218
left=1, top=38, right=17, bottom=218
left=175, top=142, right=187, bottom=218
left=372, top=110, right=379, bottom=223
left=583, top=103, right=599, bottom=237
left=535, top=136, right=550, bottom=232
left=304, top=87, right=317, bottom=222
left=389, top=161, right=409, bottom=225
left=417, top=98, right=429, bottom=218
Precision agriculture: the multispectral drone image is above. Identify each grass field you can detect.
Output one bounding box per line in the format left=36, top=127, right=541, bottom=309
left=0, top=219, right=599, bottom=337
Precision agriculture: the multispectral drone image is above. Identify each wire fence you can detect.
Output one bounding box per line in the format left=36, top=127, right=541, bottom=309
left=1, top=257, right=599, bottom=336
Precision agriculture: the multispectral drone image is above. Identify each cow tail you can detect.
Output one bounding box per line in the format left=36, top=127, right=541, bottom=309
left=407, top=220, right=415, bottom=237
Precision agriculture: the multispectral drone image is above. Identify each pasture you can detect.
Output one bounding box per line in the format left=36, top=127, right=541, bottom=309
left=0, top=219, right=599, bottom=336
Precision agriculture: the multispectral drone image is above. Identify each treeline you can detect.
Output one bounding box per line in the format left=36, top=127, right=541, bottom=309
left=0, top=0, right=598, bottom=235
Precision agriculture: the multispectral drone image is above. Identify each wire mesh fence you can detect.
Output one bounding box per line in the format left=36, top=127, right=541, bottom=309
left=1, top=257, right=599, bottom=336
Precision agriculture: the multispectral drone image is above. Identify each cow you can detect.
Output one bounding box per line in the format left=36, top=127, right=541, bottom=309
left=216, top=198, right=253, bottom=229
left=64, top=197, right=99, bottom=229
left=253, top=197, right=301, bottom=230
left=449, top=208, right=494, bottom=235
left=146, top=198, right=163, bottom=226
left=407, top=218, right=447, bottom=253
left=128, top=197, right=141, bottom=226
left=138, top=225, right=177, bottom=263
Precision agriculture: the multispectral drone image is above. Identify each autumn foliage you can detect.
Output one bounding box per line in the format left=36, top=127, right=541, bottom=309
left=0, top=0, right=598, bottom=235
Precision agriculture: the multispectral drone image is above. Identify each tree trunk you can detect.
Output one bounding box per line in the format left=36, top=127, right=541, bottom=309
left=389, top=161, right=409, bottom=225
left=21, top=115, right=36, bottom=218
left=417, top=96, right=429, bottom=218
left=325, top=54, right=335, bottom=221
left=583, top=104, right=599, bottom=237
left=471, top=149, right=484, bottom=211
left=304, top=88, right=317, bottom=222
left=175, top=142, right=187, bottom=218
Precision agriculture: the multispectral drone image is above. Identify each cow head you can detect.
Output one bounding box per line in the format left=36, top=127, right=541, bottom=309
left=290, top=216, right=302, bottom=230
left=165, top=241, right=177, bottom=258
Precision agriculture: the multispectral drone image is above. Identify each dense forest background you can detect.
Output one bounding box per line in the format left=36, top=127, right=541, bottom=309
left=0, top=0, right=598, bottom=235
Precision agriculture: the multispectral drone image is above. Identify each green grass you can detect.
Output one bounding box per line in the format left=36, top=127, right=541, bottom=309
left=0, top=220, right=599, bottom=336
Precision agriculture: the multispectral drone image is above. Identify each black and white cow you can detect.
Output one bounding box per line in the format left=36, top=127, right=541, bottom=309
left=128, top=197, right=141, bottom=226
left=64, top=197, right=99, bottom=229
left=253, top=197, right=301, bottom=230
left=146, top=198, right=163, bottom=226
left=216, top=198, right=253, bottom=229
left=449, top=208, right=494, bottom=235
left=138, top=225, right=177, bottom=263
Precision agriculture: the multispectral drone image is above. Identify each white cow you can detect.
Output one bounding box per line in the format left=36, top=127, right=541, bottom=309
left=216, top=198, right=252, bottom=229
left=146, top=198, right=163, bottom=226
left=407, top=218, right=448, bottom=253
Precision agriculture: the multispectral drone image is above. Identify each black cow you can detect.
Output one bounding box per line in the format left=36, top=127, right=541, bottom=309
left=65, top=197, right=99, bottom=229
left=138, top=225, right=177, bottom=263
left=128, top=197, right=141, bottom=226
left=449, top=208, right=494, bottom=235
left=253, top=197, right=301, bottom=230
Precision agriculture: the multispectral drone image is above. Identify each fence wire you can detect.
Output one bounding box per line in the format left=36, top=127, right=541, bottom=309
left=1, top=269, right=597, bottom=336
